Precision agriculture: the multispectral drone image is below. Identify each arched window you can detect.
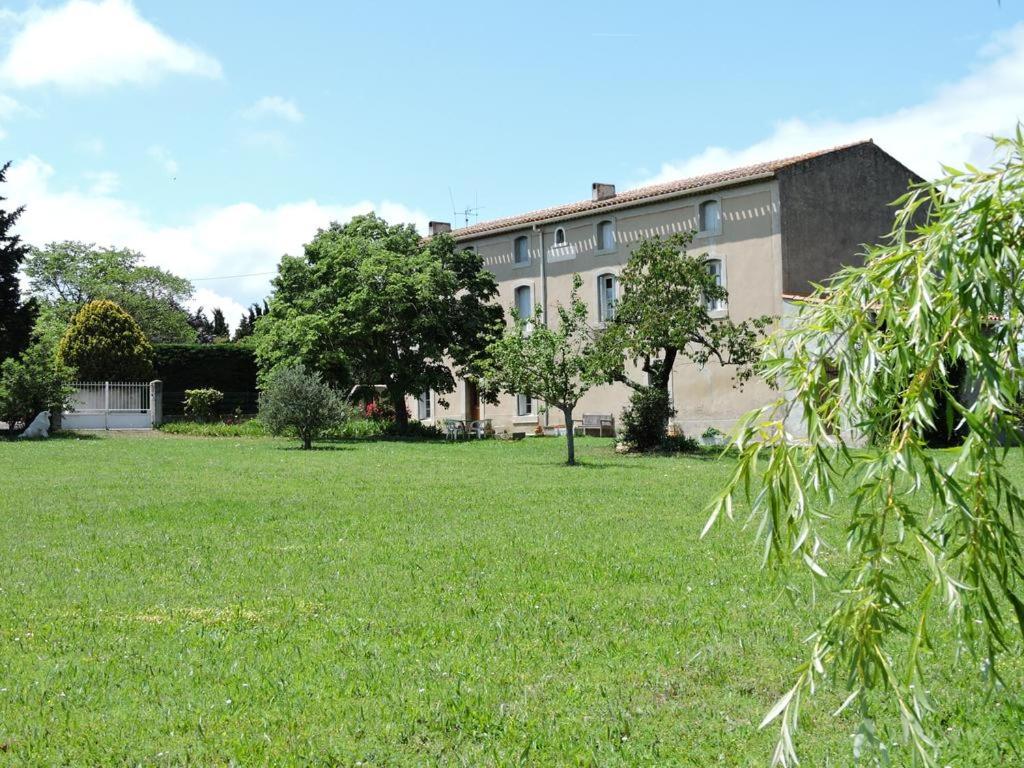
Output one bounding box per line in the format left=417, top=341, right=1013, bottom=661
left=514, top=285, right=533, bottom=319
left=596, top=220, right=615, bottom=252
left=705, top=258, right=726, bottom=312
left=597, top=273, right=617, bottom=323
left=554, top=227, right=566, bottom=245
left=699, top=200, right=721, bottom=234
left=514, top=235, right=529, bottom=265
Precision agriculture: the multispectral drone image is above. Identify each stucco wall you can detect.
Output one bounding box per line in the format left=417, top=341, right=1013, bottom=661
left=777, top=142, right=922, bottom=295
left=408, top=181, right=785, bottom=436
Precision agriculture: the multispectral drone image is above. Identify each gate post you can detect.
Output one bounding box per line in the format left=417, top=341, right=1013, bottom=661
left=104, top=381, right=110, bottom=430
left=149, top=380, right=163, bottom=427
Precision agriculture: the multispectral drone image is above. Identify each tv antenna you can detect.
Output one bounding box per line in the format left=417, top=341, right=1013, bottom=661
left=448, top=187, right=484, bottom=227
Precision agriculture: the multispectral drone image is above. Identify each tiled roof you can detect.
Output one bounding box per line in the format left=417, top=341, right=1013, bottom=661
left=451, top=140, right=871, bottom=240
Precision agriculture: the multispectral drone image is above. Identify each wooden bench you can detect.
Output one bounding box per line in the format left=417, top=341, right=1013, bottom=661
left=581, top=413, right=615, bottom=437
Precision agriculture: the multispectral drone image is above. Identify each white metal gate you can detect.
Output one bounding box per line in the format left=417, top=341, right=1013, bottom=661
left=62, top=381, right=159, bottom=430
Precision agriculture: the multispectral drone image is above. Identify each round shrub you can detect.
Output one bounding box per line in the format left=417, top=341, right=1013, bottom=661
left=621, top=386, right=676, bottom=451
left=258, top=364, right=346, bottom=449
left=183, top=388, right=224, bottom=422
left=57, top=300, right=154, bottom=381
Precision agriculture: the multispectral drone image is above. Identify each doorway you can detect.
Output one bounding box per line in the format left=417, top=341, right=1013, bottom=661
left=465, top=380, right=480, bottom=421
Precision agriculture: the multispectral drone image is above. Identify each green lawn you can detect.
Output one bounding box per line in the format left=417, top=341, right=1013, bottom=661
left=1, top=435, right=1021, bottom=766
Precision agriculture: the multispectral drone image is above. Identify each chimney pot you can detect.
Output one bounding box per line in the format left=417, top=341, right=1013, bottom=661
left=428, top=221, right=452, bottom=236
left=592, top=183, right=616, bottom=202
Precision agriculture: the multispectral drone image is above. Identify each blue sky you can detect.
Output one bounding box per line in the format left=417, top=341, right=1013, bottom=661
left=1, top=0, right=1023, bottom=324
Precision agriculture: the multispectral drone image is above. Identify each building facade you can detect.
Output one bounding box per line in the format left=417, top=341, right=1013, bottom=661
left=408, top=141, right=920, bottom=436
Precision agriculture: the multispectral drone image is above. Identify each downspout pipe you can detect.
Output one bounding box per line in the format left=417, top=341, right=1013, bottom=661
left=533, top=224, right=550, bottom=428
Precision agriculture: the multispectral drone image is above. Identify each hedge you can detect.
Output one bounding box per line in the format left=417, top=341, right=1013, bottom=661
left=153, top=344, right=259, bottom=416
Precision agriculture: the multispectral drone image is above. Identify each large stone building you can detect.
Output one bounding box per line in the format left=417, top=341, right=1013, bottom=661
left=408, top=140, right=920, bottom=436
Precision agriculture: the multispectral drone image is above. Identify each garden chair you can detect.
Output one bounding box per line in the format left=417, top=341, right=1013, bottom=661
left=443, top=418, right=465, bottom=441
left=468, top=419, right=491, bottom=439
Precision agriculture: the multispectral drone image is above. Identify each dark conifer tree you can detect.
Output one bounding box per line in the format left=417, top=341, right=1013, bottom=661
left=0, top=161, right=37, bottom=362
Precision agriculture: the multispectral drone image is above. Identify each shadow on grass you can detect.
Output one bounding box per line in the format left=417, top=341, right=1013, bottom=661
left=1, top=430, right=103, bottom=442
left=278, top=444, right=355, bottom=452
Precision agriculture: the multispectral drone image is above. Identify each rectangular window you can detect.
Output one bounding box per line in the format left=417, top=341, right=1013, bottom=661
left=706, top=259, right=726, bottom=312
left=517, top=394, right=533, bottom=416
left=515, top=285, right=532, bottom=319
left=596, top=220, right=615, bottom=251
left=514, top=236, right=529, bottom=265
left=417, top=390, right=431, bottom=420
left=699, top=200, right=721, bottom=234
left=598, top=273, right=617, bottom=322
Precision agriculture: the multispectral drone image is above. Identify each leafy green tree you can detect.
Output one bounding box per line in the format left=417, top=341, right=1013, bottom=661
left=57, top=300, right=154, bottom=381
left=482, top=274, right=603, bottom=465
left=26, top=241, right=195, bottom=343
left=255, top=214, right=502, bottom=430
left=259, top=364, right=346, bottom=449
left=0, top=161, right=37, bottom=363
left=0, top=342, right=73, bottom=434
left=707, top=131, right=1024, bottom=766
left=596, top=232, right=771, bottom=442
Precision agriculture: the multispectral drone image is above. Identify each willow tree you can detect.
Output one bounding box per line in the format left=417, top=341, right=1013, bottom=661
left=707, top=131, right=1024, bottom=766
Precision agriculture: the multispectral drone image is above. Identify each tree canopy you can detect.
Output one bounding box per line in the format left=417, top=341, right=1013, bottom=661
left=0, top=161, right=37, bottom=362
left=707, top=131, right=1024, bottom=766
left=26, top=241, right=196, bottom=344
left=482, top=274, right=603, bottom=465
left=57, top=299, right=154, bottom=381
left=254, top=214, right=503, bottom=428
left=597, top=232, right=770, bottom=394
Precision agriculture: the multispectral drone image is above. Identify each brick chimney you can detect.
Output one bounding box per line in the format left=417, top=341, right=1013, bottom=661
left=592, top=183, right=616, bottom=202
left=428, top=221, right=452, bottom=236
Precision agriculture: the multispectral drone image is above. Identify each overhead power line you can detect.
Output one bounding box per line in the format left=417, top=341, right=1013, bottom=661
left=188, top=270, right=276, bottom=282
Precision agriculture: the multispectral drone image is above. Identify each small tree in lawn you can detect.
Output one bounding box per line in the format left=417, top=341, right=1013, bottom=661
left=259, top=364, right=346, bottom=449
left=483, top=274, right=602, bottom=466
left=57, top=299, right=154, bottom=381
left=597, top=232, right=771, bottom=445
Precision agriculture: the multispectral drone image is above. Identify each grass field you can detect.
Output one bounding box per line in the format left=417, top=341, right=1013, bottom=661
left=1, top=434, right=1022, bottom=766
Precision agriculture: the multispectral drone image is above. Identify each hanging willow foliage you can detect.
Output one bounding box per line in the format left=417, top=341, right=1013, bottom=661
left=706, top=130, right=1024, bottom=766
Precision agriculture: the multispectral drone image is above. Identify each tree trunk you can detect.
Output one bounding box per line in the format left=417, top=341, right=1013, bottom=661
left=389, top=388, right=409, bottom=432
left=562, top=406, right=576, bottom=466
left=302, top=434, right=312, bottom=450
left=655, top=347, right=677, bottom=393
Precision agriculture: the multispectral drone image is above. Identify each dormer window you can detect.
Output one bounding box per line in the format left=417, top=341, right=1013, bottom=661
left=699, top=200, right=721, bottom=235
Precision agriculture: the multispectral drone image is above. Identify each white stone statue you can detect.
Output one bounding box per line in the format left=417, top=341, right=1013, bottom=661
left=18, top=411, right=50, bottom=439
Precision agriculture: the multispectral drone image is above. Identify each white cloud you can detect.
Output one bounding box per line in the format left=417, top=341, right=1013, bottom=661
left=638, top=23, right=1024, bottom=186
left=0, top=92, right=32, bottom=138
left=0, top=0, right=222, bottom=90
left=83, top=170, right=118, bottom=195
left=243, top=96, right=303, bottom=124
left=5, top=155, right=429, bottom=315
left=147, top=145, right=179, bottom=176
left=188, top=288, right=248, bottom=333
